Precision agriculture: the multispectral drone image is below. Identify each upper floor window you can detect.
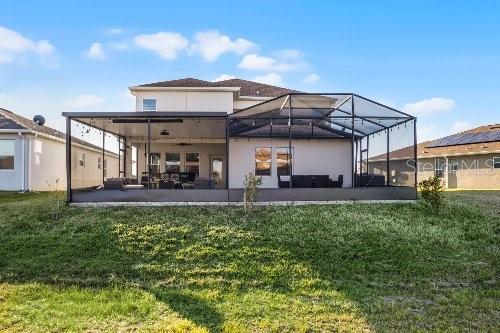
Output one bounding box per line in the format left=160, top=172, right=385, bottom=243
left=142, top=98, right=157, bottom=111
left=0, top=140, right=14, bottom=170
left=97, top=157, right=102, bottom=170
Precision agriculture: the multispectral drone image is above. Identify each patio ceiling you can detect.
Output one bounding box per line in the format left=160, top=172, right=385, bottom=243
left=70, top=115, right=227, bottom=140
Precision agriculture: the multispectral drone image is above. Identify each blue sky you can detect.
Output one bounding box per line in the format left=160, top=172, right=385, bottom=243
left=1, top=0, right=499, bottom=142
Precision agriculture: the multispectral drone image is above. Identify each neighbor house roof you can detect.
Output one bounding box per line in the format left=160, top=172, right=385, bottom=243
left=0, top=108, right=116, bottom=154
left=370, top=124, right=500, bottom=161
left=132, top=77, right=301, bottom=97
left=0, top=108, right=65, bottom=139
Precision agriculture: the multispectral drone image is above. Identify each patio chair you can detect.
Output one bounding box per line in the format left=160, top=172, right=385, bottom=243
left=103, top=178, right=124, bottom=190
left=194, top=177, right=213, bottom=189
left=159, top=180, right=174, bottom=189
left=310, top=175, right=330, bottom=188
left=278, top=175, right=290, bottom=188
left=330, top=175, right=344, bottom=188
left=291, top=175, right=311, bottom=188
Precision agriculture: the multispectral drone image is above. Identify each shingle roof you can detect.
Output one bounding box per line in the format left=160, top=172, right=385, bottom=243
left=0, top=112, right=27, bottom=130
left=0, top=108, right=115, bottom=153
left=135, top=77, right=301, bottom=97
left=370, top=124, right=500, bottom=160
left=0, top=108, right=64, bottom=139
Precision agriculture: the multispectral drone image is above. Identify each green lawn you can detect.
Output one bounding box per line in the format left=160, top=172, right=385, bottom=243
left=0, top=192, right=498, bottom=332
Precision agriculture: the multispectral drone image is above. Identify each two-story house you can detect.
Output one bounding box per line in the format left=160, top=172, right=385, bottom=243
left=62, top=77, right=417, bottom=204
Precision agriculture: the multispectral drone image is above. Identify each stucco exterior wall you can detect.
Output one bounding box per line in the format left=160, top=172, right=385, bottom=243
left=134, top=91, right=234, bottom=113
left=71, top=143, right=119, bottom=189
left=29, top=136, right=66, bottom=191
left=228, top=138, right=353, bottom=188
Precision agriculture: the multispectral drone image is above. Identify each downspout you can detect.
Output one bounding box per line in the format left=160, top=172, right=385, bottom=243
left=27, top=137, right=32, bottom=191
left=444, top=155, right=449, bottom=189
left=17, top=131, right=25, bottom=192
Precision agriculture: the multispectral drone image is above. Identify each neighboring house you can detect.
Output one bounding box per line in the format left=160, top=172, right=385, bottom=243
left=368, top=124, right=500, bottom=189
left=0, top=108, right=119, bottom=191
left=63, top=77, right=418, bottom=203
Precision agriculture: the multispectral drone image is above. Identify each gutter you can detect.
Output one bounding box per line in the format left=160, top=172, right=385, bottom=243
left=129, top=86, right=241, bottom=92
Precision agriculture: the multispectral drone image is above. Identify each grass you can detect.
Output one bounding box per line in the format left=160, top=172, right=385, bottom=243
left=0, top=191, right=498, bottom=332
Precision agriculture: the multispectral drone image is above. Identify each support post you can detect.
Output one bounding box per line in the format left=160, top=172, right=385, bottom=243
left=102, top=128, right=105, bottom=185
left=351, top=94, right=355, bottom=188
left=118, top=136, right=121, bottom=177
left=386, top=128, right=390, bottom=186
left=288, top=94, right=292, bottom=188
left=366, top=135, right=370, bottom=173
left=123, top=136, right=127, bottom=177
left=354, top=139, right=358, bottom=180
left=413, top=118, right=418, bottom=191
left=65, top=117, right=72, bottom=203
left=147, top=117, right=151, bottom=189
left=225, top=117, right=229, bottom=190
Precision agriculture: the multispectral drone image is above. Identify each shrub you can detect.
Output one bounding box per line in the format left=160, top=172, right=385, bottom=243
left=243, top=172, right=263, bottom=212
left=418, top=176, right=445, bottom=211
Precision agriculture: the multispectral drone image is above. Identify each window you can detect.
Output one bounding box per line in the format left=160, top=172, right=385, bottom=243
left=97, top=157, right=102, bottom=170
left=276, top=147, right=293, bottom=176
left=435, top=157, right=445, bottom=178
left=142, top=98, right=157, bottom=111
left=494, top=157, right=500, bottom=169
left=449, top=161, right=459, bottom=172
left=103, top=159, right=107, bottom=177
left=131, top=146, right=137, bottom=177
left=165, top=152, right=181, bottom=173
left=79, top=153, right=86, bottom=167
left=149, top=153, right=161, bottom=177
left=255, top=148, right=271, bottom=176
left=185, top=153, right=200, bottom=176
left=0, top=140, right=14, bottom=170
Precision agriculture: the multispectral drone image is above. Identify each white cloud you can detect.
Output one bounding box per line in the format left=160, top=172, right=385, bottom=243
left=451, top=121, right=472, bottom=133
left=402, top=97, right=455, bottom=116
left=66, top=94, right=105, bottom=108
left=0, top=26, right=56, bottom=65
left=191, top=30, right=256, bottom=62
left=238, top=53, right=300, bottom=72
left=87, top=42, right=106, bottom=60
left=212, top=74, right=236, bottom=82
left=134, top=32, right=189, bottom=60
left=303, top=73, right=320, bottom=84
left=105, top=28, right=124, bottom=35
left=277, top=48, right=302, bottom=59
left=253, top=73, right=283, bottom=86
